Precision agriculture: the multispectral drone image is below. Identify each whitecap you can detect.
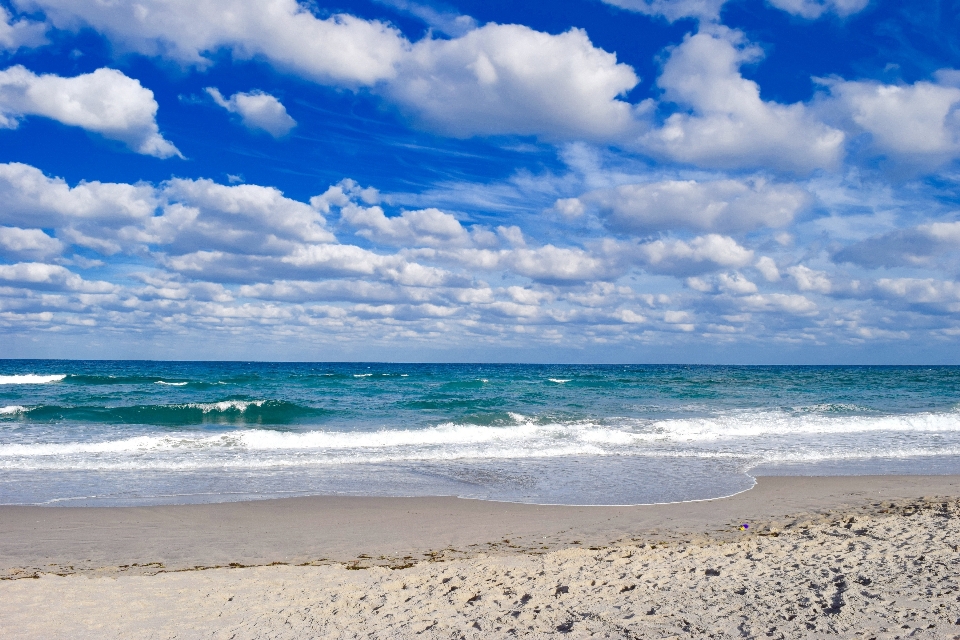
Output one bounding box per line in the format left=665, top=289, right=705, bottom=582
left=0, top=374, right=66, bottom=385
left=0, top=405, right=27, bottom=415
left=155, top=381, right=188, bottom=386
left=185, top=400, right=266, bottom=413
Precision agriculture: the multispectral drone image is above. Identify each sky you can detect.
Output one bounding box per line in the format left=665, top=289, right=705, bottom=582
left=1, top=0, right=960, bottom=363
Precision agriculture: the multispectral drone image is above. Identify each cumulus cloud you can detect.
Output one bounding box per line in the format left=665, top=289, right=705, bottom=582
left=0, top=162, right=158, bottom=235
left=0, top=162, right=464, bottom=289
left=641, top=30, right=844, bottom=171
left=3, top=161, right=955, bottom=351
left=156, top=179, right=336, bottom=255
left=15, top=0, right=408, bottom=86
left=873, top=278, right=960, bottom=309
left=787, top=264, right=833, bottom=293
left=637, top=234, right=754, bottom=275
left=0, top=226, right=62, bottom=259
left=374, top=0, right=477, bottom=37
left=573, top=177, right=810, bottom=234
left=310, top=179, right=381, bottom=213
left=206, top=88, right=296, bottom=137
left=340, top=204, right=472, bottom=248
left=717, top=271, right=758, bottom=294
left=0, top=262, right=114, bottom=292
left=600, top=0, right=727, bottom=21
left=504, top=245, right=614, bottom=283
left=14, top=1, right=641, bottom=142
left=738, top=292, right=818, bottom=315
left=820, top=78, right=960, bottom=167
left=833, top=221, right=960, bottom=268
left=754, top=256, right=780, bottom=281
left=384, top=24, right=640, bottom=140
left=0, top=65, right=180, bottom=157
left=767, top=0, right=869, bottom=19
left=0, top=162, right=332, bottom=258
left=0, top=6, right=46, bottom=51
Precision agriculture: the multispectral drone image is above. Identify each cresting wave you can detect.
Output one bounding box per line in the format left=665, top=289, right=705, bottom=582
left=3, top=410, right=960, bottom=470
left=646, top=408, right=960, bottom=441
left=0, top=420, right=617, bottom=457
left=0, top=399, right=326, bottom=425
left=0, top=374, right=65, bottom=385
left=0, top=406, right=26, bottom=415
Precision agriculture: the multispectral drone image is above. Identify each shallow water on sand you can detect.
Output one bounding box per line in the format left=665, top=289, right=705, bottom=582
left=1, top=361, right=959, bottom=505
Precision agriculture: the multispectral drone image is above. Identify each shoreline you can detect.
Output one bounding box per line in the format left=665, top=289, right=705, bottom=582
left=3, top=474, right=959, bottom=578
left=5, top=474, right=960, bottom=638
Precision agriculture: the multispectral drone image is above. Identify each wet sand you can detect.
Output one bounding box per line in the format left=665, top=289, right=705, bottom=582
left=3, top=475, right=960, bottom=638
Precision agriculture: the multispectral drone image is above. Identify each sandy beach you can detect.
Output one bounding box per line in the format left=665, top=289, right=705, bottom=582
left=3, top=475, right=960, bottom=638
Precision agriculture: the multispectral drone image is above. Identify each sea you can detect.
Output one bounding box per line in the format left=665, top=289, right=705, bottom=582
left=1, top=361, right=959, bottom=507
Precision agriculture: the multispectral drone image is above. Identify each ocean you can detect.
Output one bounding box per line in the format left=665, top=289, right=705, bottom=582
left=1, top=361, right=959, bottom=507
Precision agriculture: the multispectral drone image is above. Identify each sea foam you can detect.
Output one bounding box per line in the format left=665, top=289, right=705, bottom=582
left=0, top=374, right=66, bottom=385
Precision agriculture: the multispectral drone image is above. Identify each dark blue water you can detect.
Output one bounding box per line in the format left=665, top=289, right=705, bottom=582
left=2, top=361, right=959, bottom=506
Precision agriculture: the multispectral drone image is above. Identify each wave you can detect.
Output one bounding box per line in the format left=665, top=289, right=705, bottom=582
left=4, top=400, right=328, bottom=425
left=3, top=408, right=960, bottom=474
left=64, top=374, right=192, bottom=386
left=4, top=407, right=960, bottom=456
left=0, top=405, right=26, bottom=415
left=0, top=421, right=604, bottom=457
left=645, top=408, right=960, bottom=441
left=0, top=374, right=65, bottom=385
left=155, top=381, right=188, bottom=386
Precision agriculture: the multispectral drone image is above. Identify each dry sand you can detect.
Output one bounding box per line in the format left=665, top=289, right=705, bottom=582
left=3, top=475, right=960, bottom=638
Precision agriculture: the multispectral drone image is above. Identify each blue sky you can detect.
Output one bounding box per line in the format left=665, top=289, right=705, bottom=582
left=1, top=0, right=960, bottom=363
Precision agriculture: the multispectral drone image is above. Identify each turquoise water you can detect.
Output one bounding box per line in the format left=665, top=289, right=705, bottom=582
left=1, top=361, right=959, bottom=506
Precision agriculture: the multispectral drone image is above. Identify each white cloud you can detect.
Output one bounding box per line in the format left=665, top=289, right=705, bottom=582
left=0, top=65, right=180, bottom=157
left=600, top=0, right=727, bottom=21
left=739, top=292, right=818, bottom=315
left=787, top=264, right=832, bottom=293
left=152, top=179, right=336, bottom=256
left=0, top=162, right=333, bottom=258
left=374, top=0, right=477, bottom=37
left=754, top=256, right=780, bottom=282
left=637, top=234, right=754, bottom=275
left=497, top=225, right=526, bottom=248
left=641, top=30, right=844, bottom=171
left=717, top=271, right=758, bottom=294
left=17, top=0, right=408, bottom=86
left=833, top=221, right=960, bottom=268
left=384, top=23, right=640, bottom=140
left=0, top=6, right=46, bottom=51
left=0, top=262, right=114, bottom=292
left=767, top=0, right=869, bottom=19
left=614, top=308, right=647, bottom=323
left=310, top=179, right=381, bottom=213
left=206, top=88, right=296, bottom=137
left=5, top=162, right=959, bottom=353
left=340, top=204, right=472, bottom=248
left=0, top=226, right=62, bottom=259
left=505, top=245, right=613, bottom=283
left=18, top=1, right=640, bottom=142
left=874, top=278, right=960, bottom=307
left=0, top=162, right=158, bottom=231
left=577, top=177, right=810, bottom=234
left=820, top=78, right=960, bottom=166
left=553, top=197, right=586, bottom=219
